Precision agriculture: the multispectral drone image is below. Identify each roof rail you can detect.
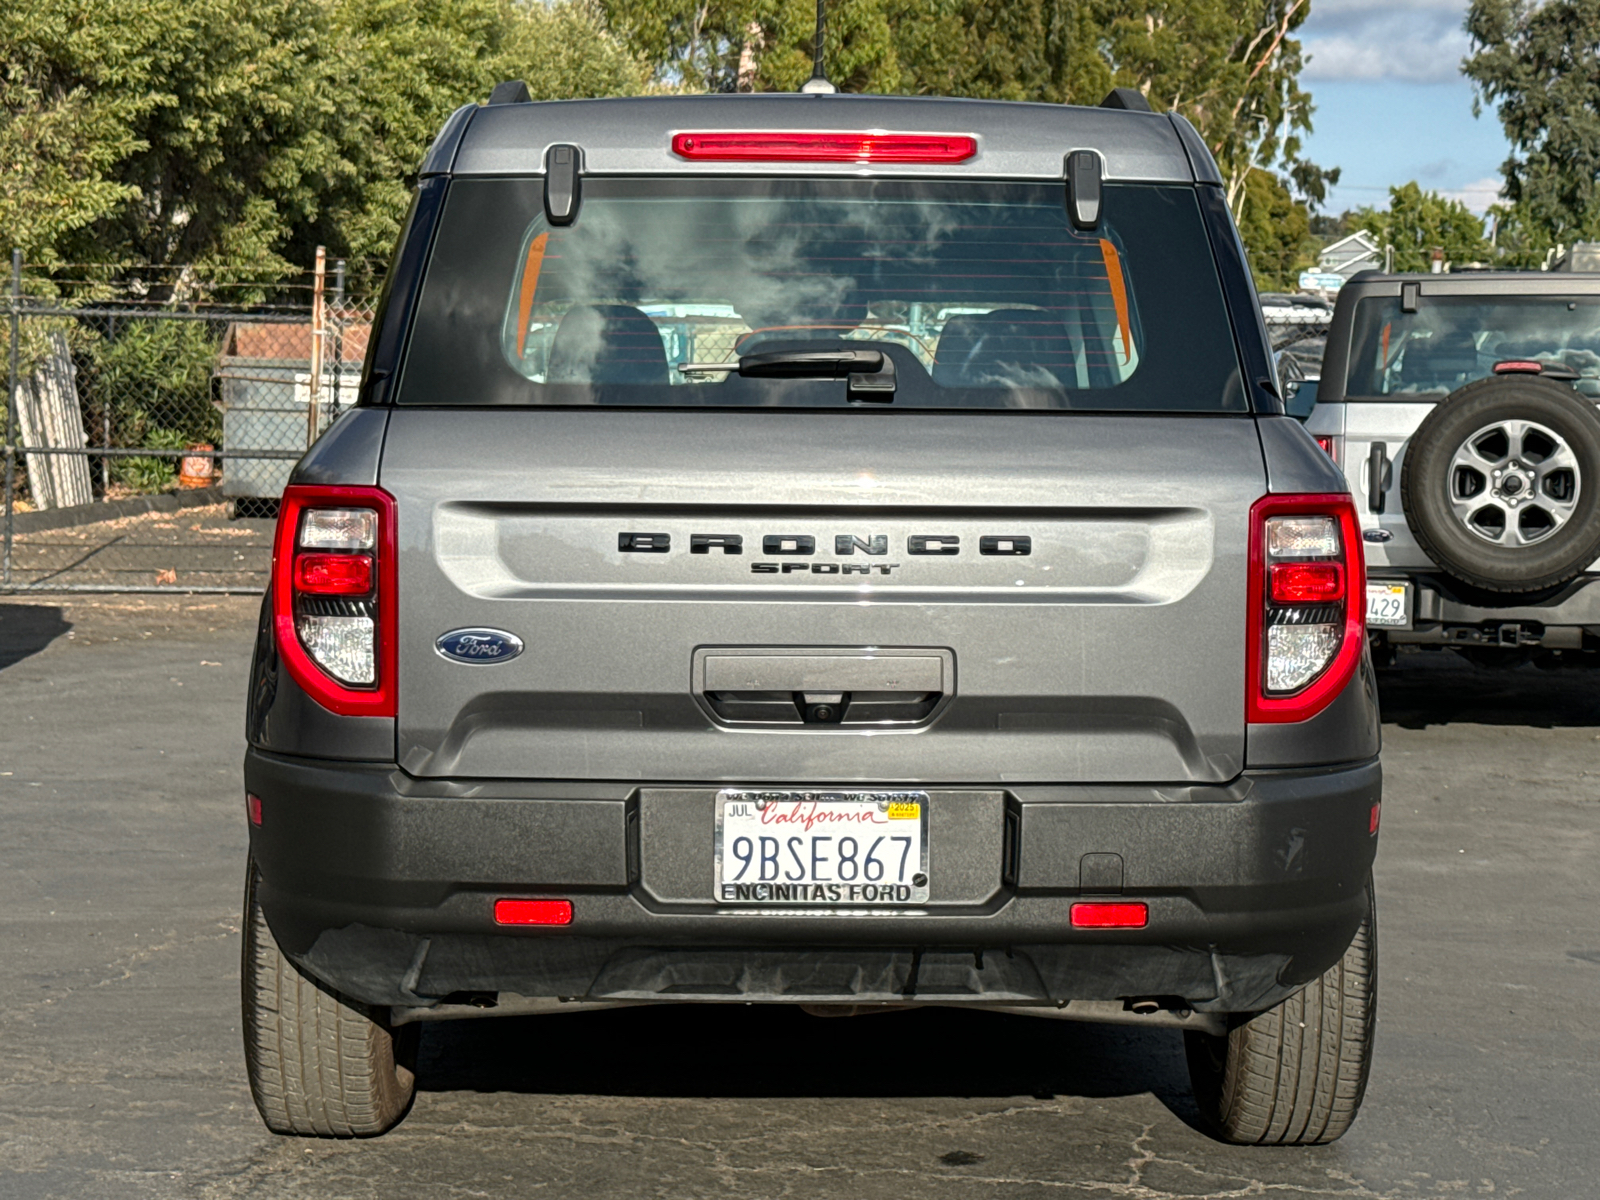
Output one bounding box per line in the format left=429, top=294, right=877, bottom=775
left=1100, top=87, right=1152, bottom=113
left=488, top=80, right=532, bottom=105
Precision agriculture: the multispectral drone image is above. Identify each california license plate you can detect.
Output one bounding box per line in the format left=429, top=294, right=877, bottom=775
left=714, top=790, right=930, bottom=906
left=1365, top=581, right=1411, bottom=629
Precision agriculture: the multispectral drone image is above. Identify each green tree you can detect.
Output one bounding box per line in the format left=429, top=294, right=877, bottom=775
left=886, top=0, right=1088, bottom=103
left=1086, top=0, right=1338, bottom=242
left=83, top=0, right=347, bottom=275
left=604, top=0, right=1336, bottom=288
left=318, top=0, right=648, bottom=274
left=0, top=0, right=173, bottom=265
left=4, top=0, right=646, bottom=279
left=1353, top=182, right=1492, bottom=272
left=1465, top=0, right=1600, bottom=253
left=599, top=0, right=899, bottom=92
left=1234, top=167, right=1315, bottom=289
left=1484, top=201, right=1550, bottom=269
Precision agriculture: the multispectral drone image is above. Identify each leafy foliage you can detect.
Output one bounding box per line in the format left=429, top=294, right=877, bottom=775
left=0, top=0, right=169, bottom=266
left=600, top=0, right=1338, bottom=289
left=114, top=426, right=190, bottom=493
left=1465, top=0, right=1600, bottom=256
left=3, top=0, right=646, bottom=280
left=1234, top=168, right=1314, bottom=290
left=316, top=0, right=648, bottom=277
left=5, top=0, right=1333, bottom=291
left=89, top=320, right=222, bottom=452
left=1352, top=182, right=1492, bottom=273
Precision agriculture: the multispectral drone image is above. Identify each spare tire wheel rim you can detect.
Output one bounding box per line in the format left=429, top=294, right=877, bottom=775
left=1446, top=417, right=1581, bottom=546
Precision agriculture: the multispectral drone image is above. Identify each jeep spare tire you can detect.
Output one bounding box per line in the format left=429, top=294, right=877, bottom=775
left=1401, top=375, right=1600, bottom=592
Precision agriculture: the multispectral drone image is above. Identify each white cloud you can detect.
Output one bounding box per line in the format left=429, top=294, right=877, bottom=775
left=1300, top=0, right=1475, bottom=84
left=1438, top=176, right=1504, bottom=213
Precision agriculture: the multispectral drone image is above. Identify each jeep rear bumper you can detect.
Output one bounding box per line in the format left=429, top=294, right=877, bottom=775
left=244, top=749, right=1380, bottom=1016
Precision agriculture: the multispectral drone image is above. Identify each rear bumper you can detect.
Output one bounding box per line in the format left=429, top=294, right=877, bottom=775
left=245, top=749, right=1380, bottom=1016
left=1375, top=571, right=1600, bottom=647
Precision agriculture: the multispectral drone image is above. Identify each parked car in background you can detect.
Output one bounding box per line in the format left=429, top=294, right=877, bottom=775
left=1307, top=271, right=1600, bottom=663
left=1262, top=293, right=1333, bottom=409
left=1258, top=291, right=1334, bottom=323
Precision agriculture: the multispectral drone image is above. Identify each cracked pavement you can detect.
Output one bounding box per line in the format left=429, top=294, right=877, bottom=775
left=1, top=596, right=1596, bottom=1199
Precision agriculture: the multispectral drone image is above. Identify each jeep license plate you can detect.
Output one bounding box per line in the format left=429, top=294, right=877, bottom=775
left=714, top=790, right=930, bottom=906
left=1365, top=581, right=1411, bottom=629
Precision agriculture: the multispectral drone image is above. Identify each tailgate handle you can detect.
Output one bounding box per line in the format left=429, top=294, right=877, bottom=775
left=1367, top=441, right=1391, bottom=514
left=695, top=650, right=950, bottom=727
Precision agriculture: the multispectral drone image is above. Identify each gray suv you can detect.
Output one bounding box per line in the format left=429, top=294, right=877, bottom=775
left=242, top=88, right=1382, bottom=1144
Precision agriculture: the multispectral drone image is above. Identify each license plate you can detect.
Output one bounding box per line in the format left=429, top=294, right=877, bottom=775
left=1365, top=581, right=1411, bottom=629
left=714, top=789, right=930, bottom=906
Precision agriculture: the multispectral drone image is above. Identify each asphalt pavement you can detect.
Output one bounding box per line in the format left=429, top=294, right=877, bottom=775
left=1, top=595, right=1596, bottom=1199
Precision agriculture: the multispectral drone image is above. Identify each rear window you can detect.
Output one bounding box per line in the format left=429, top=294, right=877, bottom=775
left=398, top=178, right=1243, bottom=411
left=1346, top=295, right=1600, bottom=398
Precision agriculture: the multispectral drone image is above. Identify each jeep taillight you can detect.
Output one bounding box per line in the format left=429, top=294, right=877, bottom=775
left=271, top=485, right=397, bottom=717
left=1247, top=493, right=1365, bottom=723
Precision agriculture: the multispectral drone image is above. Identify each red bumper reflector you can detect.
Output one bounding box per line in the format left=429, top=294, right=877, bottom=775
left=293, top=552, right=374, bottom=595
left=671, top=132, right=978, bottom=163
left=1370, top=801, right=1382, bottom=835
left=1269, top=561, right=1347, bottom=604
left=246, top=793, right=263, bottom=826
left=1071, top=902, right=1148, bottom=928
left=494, top=898, right=573, bottom=926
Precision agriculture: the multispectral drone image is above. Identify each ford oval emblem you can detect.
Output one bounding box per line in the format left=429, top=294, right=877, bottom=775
left=1362, top=528, right=1393, bottom=543
left=435, top=628, right=524, bottom=664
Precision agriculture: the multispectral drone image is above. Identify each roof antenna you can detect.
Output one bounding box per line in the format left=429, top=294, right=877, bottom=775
left=799, top=0, right=836, bottom=93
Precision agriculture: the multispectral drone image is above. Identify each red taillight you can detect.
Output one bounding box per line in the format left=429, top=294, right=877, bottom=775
left=1314, top=434, right=1339, bottom=464
left=1370, top=802, right=1381, bottom=835
left=1071, top=902, right=1148, bottom=928
left=1247, top=493, right=1366, bottom=724
left=247, top=793, right=263, bottom=826
left=494, top=899, right=574, bottom=926
left=1494, top=360, right=1544, bottom=375
left=271, top=485, right=397, bottom=718
left=1270, top=561, right=1346, bottom=604
left=671, top=132, right=978, bottom=163
left=293, top=553, right=374, bottom=595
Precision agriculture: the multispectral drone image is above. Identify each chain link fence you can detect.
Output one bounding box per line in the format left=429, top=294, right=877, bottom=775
left=3, top=264, right=1339, bottom=596
left=2, top=252, right=375, bottom=593
left=1263, top=304, right=1333, bottom=384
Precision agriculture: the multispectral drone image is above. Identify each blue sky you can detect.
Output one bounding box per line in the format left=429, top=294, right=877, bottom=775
left=1298, top=0, right=1511, bottom=214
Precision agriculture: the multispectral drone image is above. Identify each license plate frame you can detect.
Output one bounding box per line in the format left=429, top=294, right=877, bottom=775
left=713, top=789, right=931, bottom=907
left=1365, top=580, right=1412, bottom=629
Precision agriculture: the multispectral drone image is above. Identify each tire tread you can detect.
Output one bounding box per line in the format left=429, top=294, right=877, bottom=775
left=241, top=862, right=415, bottom=1137
left=1187, top=879, right=1376, bottom=1145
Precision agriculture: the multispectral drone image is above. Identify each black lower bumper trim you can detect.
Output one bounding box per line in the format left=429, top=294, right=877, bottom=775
left=245, top=750, right=1380, bottom=1015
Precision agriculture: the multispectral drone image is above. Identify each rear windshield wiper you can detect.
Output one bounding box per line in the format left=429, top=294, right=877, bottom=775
left=678, top=349, right=895, bottom=403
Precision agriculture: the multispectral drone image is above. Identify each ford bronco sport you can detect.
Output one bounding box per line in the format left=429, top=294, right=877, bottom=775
left=242, top=86, right=1382, bottom=1144
left=1307, top=271, right=1600, bottom=662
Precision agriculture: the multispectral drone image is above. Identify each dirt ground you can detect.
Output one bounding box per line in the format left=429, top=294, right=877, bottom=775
left=3, top=505, right=273, bottom=592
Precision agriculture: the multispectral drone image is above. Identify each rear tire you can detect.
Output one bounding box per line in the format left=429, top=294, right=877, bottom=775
left=241, top=859, right=417, bottom=1137
left=1184, top=878, right=1376, bottom=1145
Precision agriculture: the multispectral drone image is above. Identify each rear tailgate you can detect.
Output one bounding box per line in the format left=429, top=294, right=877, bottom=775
left=382, top=410, right=1262, bottom=784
